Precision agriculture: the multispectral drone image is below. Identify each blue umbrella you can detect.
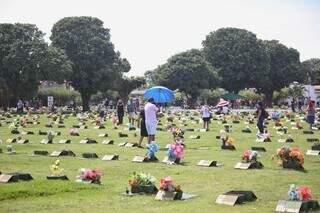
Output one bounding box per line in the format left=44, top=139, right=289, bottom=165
left=144, top=86, right=174, bottom=103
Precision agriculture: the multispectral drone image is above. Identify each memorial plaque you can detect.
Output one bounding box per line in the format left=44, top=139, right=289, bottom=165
left=50, top=150, right=75, bottom=157
left=102, top=140, right=114, bottom=145
left=118, top=142, right=127, bottom=147
left=155, top=190, right=178, bottom=200
left=32, top=150, right=49, bottom=156
left=307, top=138, right=319, bottom=143
left=303, top=131, right=314, bottom=134
left=17, top=139, right=29, bottom=144
left=306, top=150, right=320, bottom=156
left=0, top=174, right=18, bottom=183
left=98, top=133, right=108, bottom=137
left=251, top=147, right=266, bottom=152
left=275, top=200, right=302, bottom=213
left=186, top=128, right=195, bottom=132
left=125, top=143, right=137, bottom=147
left=6, top=138, right=16, bottom=143
left=102, top=155, right=119, bottom=161
left=58, top=124, right=65, bottom=128
left=50, top=151, right=61, bottom=157
left=199, top=129, right=207, bottom=132
left=215, top=194, right=239, bottom=206
left=118, top=133, right=128, bottom=138
left=189, top=135, right=200, bottom=139
left=197, top=160, right=217, bottom=167
left=234, top=162, right=251, bottom=170
left=40, top=139, right=51, bottom=144
left=82, top=153, right=98, bottom=158
left=59, top=139, right=71, bottom=144
left=38, top=130, right=47, bottom=135
left=132, top=156, right=147, bottom=163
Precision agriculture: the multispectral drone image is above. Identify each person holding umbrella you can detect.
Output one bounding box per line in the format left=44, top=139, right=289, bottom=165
left=144, top=98, right=158, bottom=143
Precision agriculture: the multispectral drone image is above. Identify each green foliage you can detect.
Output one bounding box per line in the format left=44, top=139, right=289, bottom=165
left=273, top=87, right=290, bottom=102
left=199, top=88, right=226, bottom=105
left=116, top=76, right=146, bottom=100
left=202, top=28, right=267, bottom=92
left=37, top=87, right=81, bottom=106
left=152, top=49, right=220, bottom=105
left=239, top=89, right=264, bottom=100
left=288, top=82, right=304, bottom=99
left=258, top=40, right=304, bottom=102
left=301, top=58, right=320, bottom=84
left=50, top=16, right=130, bottom=111
left=0, top=23, right=71, bottom=106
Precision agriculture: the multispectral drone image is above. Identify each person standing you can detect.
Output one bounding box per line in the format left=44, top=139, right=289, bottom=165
left=306, top=100, right=316, bottom=129
left=200, top=103, right=211, bottom=131
left=17, top=99, right=23, bottom=114
left=137, top=106, right=148, bottom=148
left=116, top=99, right=124, bottom=125
left=256, top=101, right=268, bottom=135
left=127, top=98, right=136, bottom=126
left=144, top=98, right=158, bottom=143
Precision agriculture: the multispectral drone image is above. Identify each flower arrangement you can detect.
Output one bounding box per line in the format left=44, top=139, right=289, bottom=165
left=277, top=147, right=304, bottom=169
left=76, top=168, right=102, bottom=184
left=296, top=121, right=303, bottom=129
left=146, top=141, right=159, bottom=161
left=288, top=184, right=312, bottom=201
left=69, top=128, right=79, bottom=136
left=20, top=117, right=28, bottom=127
left=159, top=176, right=182, bottom=193
left=170, top=127, right=184, bottom=139
left=167, top=141, right=184, bottom=164
left=50, top=160, right=64, bottom=176
left=9, top=122, right=19, bottom=134
left=128, top=172, right=157, bottom=194
left=242, top=150, right=263, bottom=168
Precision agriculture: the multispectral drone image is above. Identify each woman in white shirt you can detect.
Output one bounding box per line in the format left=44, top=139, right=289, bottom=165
left=200, top=104, right=211, bottom=131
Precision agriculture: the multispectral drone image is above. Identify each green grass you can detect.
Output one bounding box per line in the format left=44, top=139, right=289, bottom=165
left=0, top=112, right=320, bottom=213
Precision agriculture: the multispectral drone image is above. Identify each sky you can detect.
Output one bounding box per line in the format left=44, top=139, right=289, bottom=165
left=0, top=0, right=319, bottom=76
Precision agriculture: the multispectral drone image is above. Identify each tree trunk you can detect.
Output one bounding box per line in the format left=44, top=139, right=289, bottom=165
left=81, top=93, right=90, bottom=112
left=187, top=95, right=197, bottom=108
left=265, top=92, right=273, bottom=107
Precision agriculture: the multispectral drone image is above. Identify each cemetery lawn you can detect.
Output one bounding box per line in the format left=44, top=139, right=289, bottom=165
left=1, top=113, right=320, bottom=213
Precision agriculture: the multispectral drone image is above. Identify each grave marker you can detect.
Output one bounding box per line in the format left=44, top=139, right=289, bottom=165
left=197, top=160, right=217, bottom=167
left=102, top=155, right=119, bottom=161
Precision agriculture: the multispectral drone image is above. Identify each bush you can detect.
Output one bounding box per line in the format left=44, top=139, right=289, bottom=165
left=38, top=87, right=81, bottom=106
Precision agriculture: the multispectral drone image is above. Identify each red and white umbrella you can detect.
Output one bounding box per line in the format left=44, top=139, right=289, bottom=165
left=216, top=99, right=230, bottom=107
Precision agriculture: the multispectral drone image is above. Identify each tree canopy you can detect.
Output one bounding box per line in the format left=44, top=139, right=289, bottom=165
left=202, top=27, right=268, bottom=92
left=301, top=58, right=320, bottom=85
left=151, top=49, right=220, bottom=105
left=50, top=16, right=130, bottom=111
left=0, top=23, right=71, bottom=105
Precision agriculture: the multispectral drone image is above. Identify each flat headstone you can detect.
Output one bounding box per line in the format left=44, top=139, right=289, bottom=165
left=82, top=152, right=98, bottom=158
left=125, top=142, right=138, bottom=147
left=215, top=194, right=239, bottom=206
left=156, top=127, right=163, bottom=131
left=98, top=133, right=108, bottom=137
left=197, top=160, right=217, bottom=167
left=186, top=128, right=195, bottom=132
left=47, top=175, right=69, bottom=180
left=32, top=150, right=49, bottom=156
left=0, top=174, right=19, bottom=183
left=58, top=139, right=71, bottom=144
left=155, top=190, right=182, bottom=200
left=307, top=138, right=319, bottom=143
left=94, top=125, right=105, bottom=129
left=251, top=147, right=266, bottom=152
left=50, top=150, right=76, bottom=157
left=38, top=130, right=47, bottom=135
left=199, top=129, right=207, bottom=132
left=311, top=145, right=320, bottom=150
left=303, top=130, right=314, bottom=134
left=79, top=139, right=97, bottom=144
left=21, top=131, right=34, bottom=135
left=118, top=142, right=127, bottom=147
left=6, top=138, right=16, bottom=143
left=221, top=145, right=236, bottom=150
left=41, top=139, right=52, bottom=144
left=189, top=135, right=200, bottom=139
left=5, top=173, right=33, bottom=181
left=102, top=140, right=114, bottom=145
left=234, top=162, right=252, bottom=170
left=102, top=155, right=119, bottom=161
left=58, top=124, right=65, bottom=128
left=118, top=133, right=128, bottom=138
left=17, top=139, right=29, bottom=144
left=306, top=150, right=320, bottom=156
left=132, top=156, right=147, bottom=163
left=275, top=200, right=302, bottom=213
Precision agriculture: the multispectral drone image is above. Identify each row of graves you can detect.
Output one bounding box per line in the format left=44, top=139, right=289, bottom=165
left=0, top=109, right=320, bottom=212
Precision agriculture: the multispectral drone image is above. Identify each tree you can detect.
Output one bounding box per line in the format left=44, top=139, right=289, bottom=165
left=151, top=49, right=220, bottom=106
left=0, top=23, right=72, bottom=107
left=116, top=76, right=146, bottom=101
left=239, top=88, right=264, bottom=101
left=301, top=58, right=320, bottom=84
left=202, top=28, right=268, bottom=92
left=50, top=16, right=130, bottom=111
left=257, top=40, right=304, bottom=105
